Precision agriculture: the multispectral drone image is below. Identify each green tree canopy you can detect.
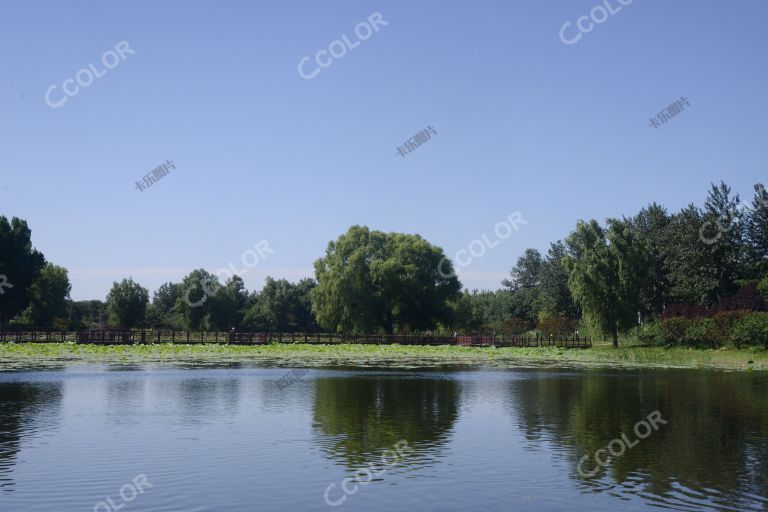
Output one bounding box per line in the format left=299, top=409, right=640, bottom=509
left=25, top=263, right=71, bottom=327
left=311, top=226, right=461, bottom=334
left=243, top=277, right=317, bottom=332
left=106, top=278, right=149, bottom=328
left=564, top=219, right=651, bottom=346
left=0, top=216, right=46, bottom=325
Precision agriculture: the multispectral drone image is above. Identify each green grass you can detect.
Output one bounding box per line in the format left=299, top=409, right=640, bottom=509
left=0, top=342, right=766, bottom=371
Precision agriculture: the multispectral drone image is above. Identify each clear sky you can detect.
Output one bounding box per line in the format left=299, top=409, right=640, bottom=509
left=1, top=0, right=767, bottom=300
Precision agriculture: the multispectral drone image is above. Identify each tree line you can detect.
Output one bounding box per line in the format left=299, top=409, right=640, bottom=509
left=1, top=181, right=766, bottom=346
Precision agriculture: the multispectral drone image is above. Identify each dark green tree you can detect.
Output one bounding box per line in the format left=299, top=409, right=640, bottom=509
left=745, top=183, right=768, bottom=276
left=106, top=278, right=149, bottom=328
left=0, top=216, right=46, bottom=325
left=538, top=241, right=578, bottom=318
left=25, top=263, right=71, bottom=327
left=630, top=203, right=672, bottom=319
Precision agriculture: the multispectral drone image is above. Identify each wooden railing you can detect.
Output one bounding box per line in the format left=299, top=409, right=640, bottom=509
left=0, top=330, right=591, bottom=348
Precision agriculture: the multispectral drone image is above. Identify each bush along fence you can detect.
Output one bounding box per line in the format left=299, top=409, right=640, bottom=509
left=0, top=330, right=592, bottom=348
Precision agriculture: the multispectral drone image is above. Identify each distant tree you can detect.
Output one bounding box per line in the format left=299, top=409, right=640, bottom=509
left=662, top=204, right=717, bottom=305
left=630, top=203, right=672, bottom=319
left=243, top=277, right=317, bottom=332
left=208, top=275, right=248, bottom=330
left=502, top=249, right=543, bottom=291
left=746, top=183, right=768, bottom=276
left=67, top=300, right=107, bottom=331
left=146, top=282, right=182, bottom=329
left=538, top=241, right=577, bottom=318
left=0, top=216, right=46, bottom=325
left=106, top=278, right=149, bottom=328
left=25, top=263, right=71, bottom=327
left=701, top=181, right=745, bottom=300
left=311, top=226, right=461, bottom=333
left=564, top=219, right=652, bottom=347
left=176, top=269, right=219, bottom=330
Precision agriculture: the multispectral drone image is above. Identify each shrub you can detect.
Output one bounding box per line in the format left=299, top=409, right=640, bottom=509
left=661, top=317, right=690, bottom=346
left=537, top=315, right=578, bottom=336
left=759, top=276, right=768, bottom=304
left=711, top=310, right=749, bottom=345
left=629, top=321, right=664, bottom=346
left=683, top=318, right=720, bottom=348
left=730, top=312, right=768, bottom=349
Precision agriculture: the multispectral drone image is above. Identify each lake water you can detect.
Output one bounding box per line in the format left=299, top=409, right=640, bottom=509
left=0, top=364, right=766, bottom=511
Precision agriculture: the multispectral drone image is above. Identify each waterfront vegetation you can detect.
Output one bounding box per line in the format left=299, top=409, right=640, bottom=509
left=1, top=342, right=766, bottom=371
left=2, top=180, right=767, bottom=351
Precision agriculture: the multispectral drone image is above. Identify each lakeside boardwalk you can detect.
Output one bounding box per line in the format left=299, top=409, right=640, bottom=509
left=0, top=330, right=592, bottom=348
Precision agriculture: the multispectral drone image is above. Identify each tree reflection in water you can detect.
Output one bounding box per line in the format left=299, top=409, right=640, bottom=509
left=507, top=369, right=768, bottom=510
left=312, top=374, right=460, bottom=470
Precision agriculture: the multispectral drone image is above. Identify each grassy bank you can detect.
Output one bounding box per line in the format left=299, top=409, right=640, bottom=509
left=0, top=342, right=766, bottom=371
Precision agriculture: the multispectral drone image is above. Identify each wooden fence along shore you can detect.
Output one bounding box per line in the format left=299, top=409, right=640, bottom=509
left=0, top=330, right=591, bottom=348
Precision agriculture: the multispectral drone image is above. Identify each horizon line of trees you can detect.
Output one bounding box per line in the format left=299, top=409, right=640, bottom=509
left=1, top=180, right=767, bottom=346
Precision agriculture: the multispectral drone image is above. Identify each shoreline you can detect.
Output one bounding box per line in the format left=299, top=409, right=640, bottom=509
left=0, top=343, right=766, bottom=372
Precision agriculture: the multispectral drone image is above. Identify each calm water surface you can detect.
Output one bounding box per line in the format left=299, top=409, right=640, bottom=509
left=0, top=364, right=767, bottom=511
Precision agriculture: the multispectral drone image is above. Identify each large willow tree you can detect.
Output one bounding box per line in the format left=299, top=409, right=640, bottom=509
left=564, top=219, right=651, bottom=347
left=311, top=226, right=461, bottom=334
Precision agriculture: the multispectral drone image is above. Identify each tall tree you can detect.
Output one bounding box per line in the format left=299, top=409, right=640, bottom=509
left=208, top=275, right=248, bottom=330
left=502, top=249, right=542, bottom=290
left=146, top=282, right=182, bottom=329
left=176, top=269, right=219, bottom=330
left=663, top=204, right=717, bottom=305
left=311, top=226, right=461, bottom=333
left=701, top=181, right=744, bottom=300
left=0, top=216, right=46, bottom=325
left=630, top=203, right=672, bottom=319
left=564, top=219, right=651, bottom=347
left=538, top=241, right=578, bottom=318
left=106, top=278, right=149, bottom=328
left=745, top=183, right=768, bottom=276
left=25, top=263, right=71, bottom=327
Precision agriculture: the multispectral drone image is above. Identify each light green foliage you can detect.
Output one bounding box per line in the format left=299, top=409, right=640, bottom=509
left=564, top=219, right=652, bottom=346
left=311, top=226, right=460, bottom=333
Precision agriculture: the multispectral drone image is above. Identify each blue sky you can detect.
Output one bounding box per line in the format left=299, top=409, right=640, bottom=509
left=1, top=0, right=767, bottom=300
